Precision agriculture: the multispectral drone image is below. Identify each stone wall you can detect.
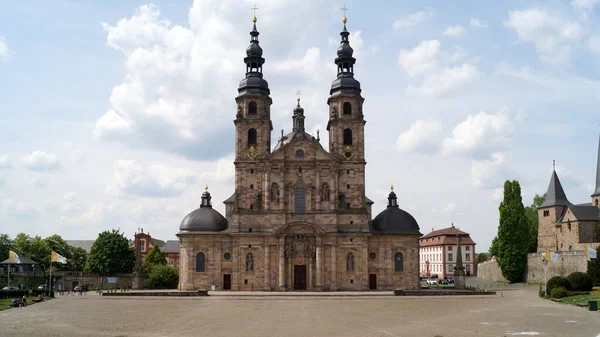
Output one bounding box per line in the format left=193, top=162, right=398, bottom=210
left=525, top=251, right=588, bottom=283
left=476, top=257, right=507, bottom=282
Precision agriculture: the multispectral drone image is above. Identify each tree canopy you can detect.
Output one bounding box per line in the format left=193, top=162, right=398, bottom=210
left=142, top=244, right=167, bottom=274
left=2, top=233, right=88, bottom=271
left=477, top=253, right=488, bottom=264
left=85, top=229, right=135, bottom=275
left=496, top=180, right=529, bottom=282
left=0, top=234, right=13, bottom=261
left=524, top=193, right=546, bottom=253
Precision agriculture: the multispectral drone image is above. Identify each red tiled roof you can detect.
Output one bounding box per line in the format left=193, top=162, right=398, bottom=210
left=422, top=227, right=469, bottom=239
left=419, top=226, right=476, bottom=247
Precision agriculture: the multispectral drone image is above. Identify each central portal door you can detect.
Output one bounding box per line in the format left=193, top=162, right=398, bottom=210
left=293, top=265, right=307, bottom=290
left=369, top=274, right=377, bottom=290
left=223, top=274, right=231, bottom=290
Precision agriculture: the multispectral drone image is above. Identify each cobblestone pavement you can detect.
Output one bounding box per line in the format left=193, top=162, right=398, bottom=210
left=0, top=287, right=598, bottom=337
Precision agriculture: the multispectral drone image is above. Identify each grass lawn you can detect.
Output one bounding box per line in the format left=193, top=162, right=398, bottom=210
left=559, top=292, right=600, bottom=306
left=0, top=299, right=13, bottom=311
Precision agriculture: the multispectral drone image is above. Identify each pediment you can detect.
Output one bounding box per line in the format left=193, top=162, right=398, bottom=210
left=268, top=135, right=338, bottom=161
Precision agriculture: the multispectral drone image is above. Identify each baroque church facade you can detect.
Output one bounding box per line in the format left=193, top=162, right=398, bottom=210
left=177, top=15, right=422, bottom=291
left=537, top=135, right=600, bottom=252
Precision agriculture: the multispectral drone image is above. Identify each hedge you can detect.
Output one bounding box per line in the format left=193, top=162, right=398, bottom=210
left=546, top=276, right=570, bottom=295
left=566, top=272, right=593, bottom=292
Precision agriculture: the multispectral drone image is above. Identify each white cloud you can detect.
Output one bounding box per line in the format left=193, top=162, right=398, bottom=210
left=470, top=152, right=511, bottom=188
left=398, top=40, right=440, bottom=78
left=441, top=111, right=514, bottom=158
left=443, top=25, right=466, bottom=37
left=0, top=155, right=11, bottom=169
left=0, top=36, right=9, bottom=62
left=489, top=188, right=504, bottom=201
left=94, top=110, right=133, bottom=140
left=274, top=47, right=325, bottom=80
left=393, top=8, right=434, bottom=30
left=396, top=118, right=443, bottom=153
left=442, top=203, right=459, bottom=213
left=1, top=199, right=39, bottom=219
left=504, top=9, right=584, bottom=64
left=21, top=151, right=61, bottom=172
left=399, top=40, right=479, bottom=96
left=30, top=175, right=49, bottom=188
left=407, top=63, right=479, bottom=96
left=571, top=0, right=600, bottom=11
left=470, top=18, right=487, bottom=28
left=106, top=160, right=197, bottom=198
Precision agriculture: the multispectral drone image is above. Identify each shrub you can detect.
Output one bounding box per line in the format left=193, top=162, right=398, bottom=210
left=546, top=276, right=570, bottom=295
left=567, top=272, right=593, bottom=292
left=539, top=290, right=545, bottom=298
left=550, top=286, right=569, bottom=299
left=146, top=264, right=178, bottom=289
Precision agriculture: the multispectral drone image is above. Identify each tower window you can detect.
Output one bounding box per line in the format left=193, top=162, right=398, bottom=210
left=295, top=188, right=306, bottom=213
left=248, top=101, right=257, bottom=115
left=347, top=169, right=350, bottom=174
left=343, top=102, right=352, bottom=115
left=248, top=128, right=257, bottom=146
left=543, top=210, right=549, bottom=217
left=250, top=184, right=254, bottom=189
left=346, top=184, right=350, bottom=189
left=196, top=252, right=205, bottom=273
left=343, top=129, right=352, bottom=145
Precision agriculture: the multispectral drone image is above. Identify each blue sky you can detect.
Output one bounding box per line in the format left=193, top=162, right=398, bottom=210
left=1, top=0, right=599, bottom=251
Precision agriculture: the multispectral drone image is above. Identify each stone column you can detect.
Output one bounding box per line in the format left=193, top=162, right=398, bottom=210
left=278, top=236, right=285, bottom=290
left=265, top=169, right=271, bottom=211
left=315, top=168, right=321, bottom=210
left=316, top=237, right=323, bottom=290
left=330, top=242, right=337, bottom=290
left=263, top=244, right=270, bottom=290
left=232, top=240, right=240, bottom=290
left=330, top=174, right=337, bottom=211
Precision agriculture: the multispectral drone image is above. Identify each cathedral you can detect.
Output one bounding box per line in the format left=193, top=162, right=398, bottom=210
left=177, top=15, right=422, bottom=291
left=537, top=135, right=600, bottom=252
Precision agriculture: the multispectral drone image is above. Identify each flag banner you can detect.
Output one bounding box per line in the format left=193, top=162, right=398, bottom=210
left=545, top=249, right=551, bottom=262
left=51, top=251, right=68, bottom=264
left=8, top=251, right=21, bottom=264
left=588, top=247, right=597, bottom=259
left=550, top=251, right=560, bottom=262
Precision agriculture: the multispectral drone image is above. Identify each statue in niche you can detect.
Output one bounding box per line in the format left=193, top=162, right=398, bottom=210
left=253, top=191, right=262, bottom=210
left=246, top=253, right=254, bottom=271
left=270, top=183, right=280, bottom=202
left=347, top=253, right=354, bottom=272
left=236, top=104, right=242, bottom=118
left=331, top=106, right=337, bottom=118
left=321, top=183, right=330, bottom=202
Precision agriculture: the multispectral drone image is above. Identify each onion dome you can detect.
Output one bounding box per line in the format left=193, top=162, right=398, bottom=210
left=238, top=16, right=270, bottom=98
left=179, top=186, right=228, bottom=233
left=370, top=186, right=421, bottom=235
left=329, top=16, right=361, bottom=98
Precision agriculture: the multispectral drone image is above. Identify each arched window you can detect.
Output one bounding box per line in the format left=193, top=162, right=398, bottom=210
left=295, top=188, right=306, bottom=213
left=346, top=252, right=354, bottom=272
left=343, top=102, right=352, bottom=115
left=343, top=129, right=352, bottom=145
left=248, top=128, right=257, bottom=146
left=248, top=101, right=257, bottom=115
left=394, top=252, right=403, bottom=272
left=196, top=252, right=205, bottom=272
left=595, top=199, right=599, bottom=206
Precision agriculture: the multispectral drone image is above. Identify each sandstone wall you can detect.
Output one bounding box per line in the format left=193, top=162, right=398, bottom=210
left=525, top=251, right=588, bottom=282
left=476, top=257, right=507, bottom=283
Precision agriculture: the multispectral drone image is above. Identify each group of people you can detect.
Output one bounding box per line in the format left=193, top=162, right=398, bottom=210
left=9, top=294, right=44, bottom=308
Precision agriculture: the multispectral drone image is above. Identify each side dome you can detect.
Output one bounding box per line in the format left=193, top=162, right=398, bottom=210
left=179, top=189, right=228, bottom=233
left=370, top=189, right=421, bottom=235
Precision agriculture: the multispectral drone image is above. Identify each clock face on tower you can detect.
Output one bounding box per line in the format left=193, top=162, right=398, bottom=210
left=343, top=146, right=354, bottom=160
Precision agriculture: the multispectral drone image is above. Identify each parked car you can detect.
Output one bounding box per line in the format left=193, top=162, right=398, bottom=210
left=73, top=285, right=88, bottom=292
left=426, top=278, right=438, bottom=285
left=438, top=279, right=449, bottom=285
left=37, top=284, right=48, bottom=290
left=2, top=286, right=18, bottom=291
left=444, top=277, right=455, bottom=284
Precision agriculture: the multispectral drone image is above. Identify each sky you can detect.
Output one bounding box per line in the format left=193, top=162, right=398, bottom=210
left=1, top=0, right=599, bottom=252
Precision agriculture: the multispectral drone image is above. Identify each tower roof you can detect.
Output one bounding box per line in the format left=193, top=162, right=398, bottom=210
left=593, top=133, right=600, bottom=197
left=539, top=169, right=571, bottom=208
left=237, top=16, right=270, bottom=98
left=329, top=15, right=361, bottom=99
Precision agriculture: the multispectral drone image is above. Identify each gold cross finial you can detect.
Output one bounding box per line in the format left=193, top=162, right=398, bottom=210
left=251, top=4, right=258, bottom=22
left=341, top=5, right=348, bottom=24
left=390, top=184, right=394, bottom=191
left=296, top=90, right=301, bottom=102
left=204, top=184, right=209, bottom=191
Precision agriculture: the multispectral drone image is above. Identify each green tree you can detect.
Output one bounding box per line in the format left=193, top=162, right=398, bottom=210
left=85, top=229, right=135, bottom=275
left=12, top=233, right=51, bottom=268
left=587, top=246, right=600, bottom=285
left=477, top=253, right=488, bottom=264
left=146, top=264, right=179, bottom=289
left=496, top=180, right=529, bottom=283
left=69, top=247, right=87, bottom=271
left=524, top=193, right=546, bottom=253
left=142, top=244, right=167, bottom=273
left=0, top=234, right=13, bottom=261
left=44, top=234, right=72, bottom=270
left=489, top=237, right=499, bottom=257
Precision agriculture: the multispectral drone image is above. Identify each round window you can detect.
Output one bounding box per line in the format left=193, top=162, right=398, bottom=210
left=296, top=149, right=304, bottom=158
left=369, top=252, right=377, bottom=260
left=223, top=252, right=231, bottom=260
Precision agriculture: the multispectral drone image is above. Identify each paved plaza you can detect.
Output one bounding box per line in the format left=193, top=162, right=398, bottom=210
left=1, top=287, right=599, bottom=337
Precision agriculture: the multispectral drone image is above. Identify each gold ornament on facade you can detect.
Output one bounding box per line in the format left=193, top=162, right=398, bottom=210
left=342, top=146, right=354, bottom=160
left=247, top=145, right=259, bottom=160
